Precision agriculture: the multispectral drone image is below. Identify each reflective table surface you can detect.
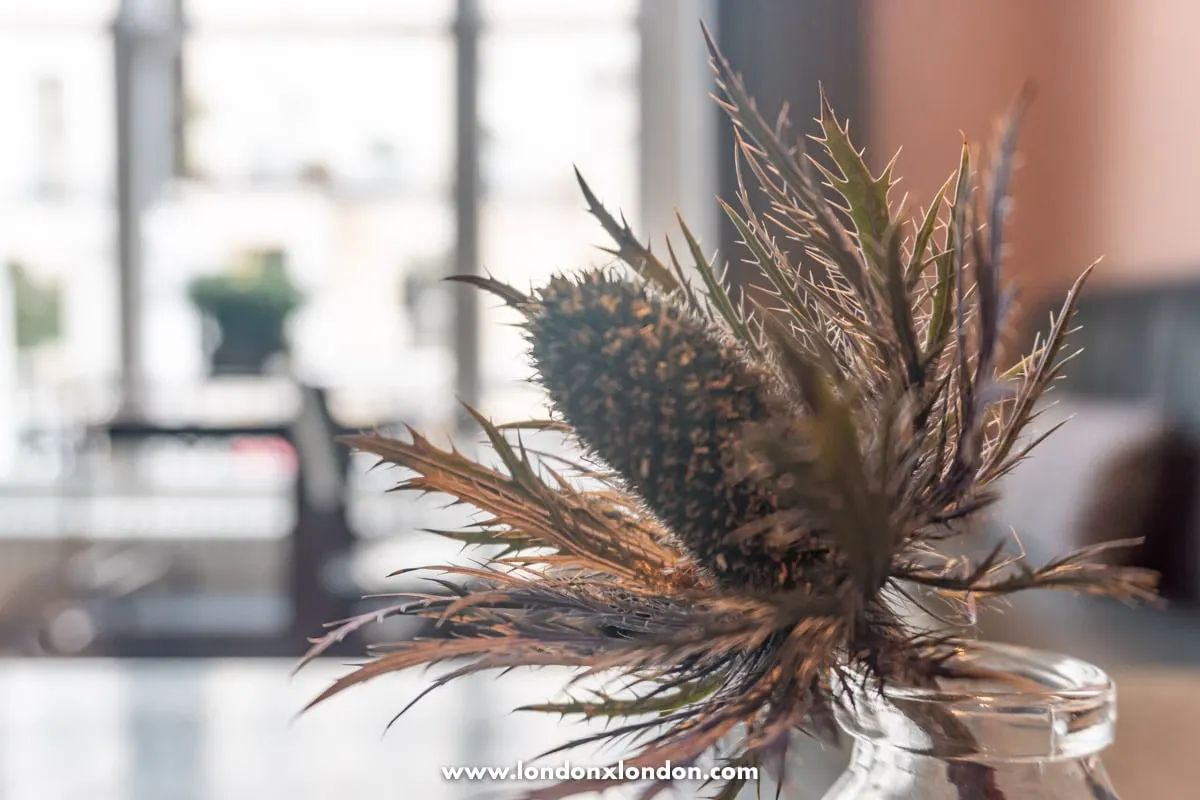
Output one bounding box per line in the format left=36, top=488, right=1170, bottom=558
left=0, top=659, right=610, bottom=800
left=0, top=652, right=1194, bottom=800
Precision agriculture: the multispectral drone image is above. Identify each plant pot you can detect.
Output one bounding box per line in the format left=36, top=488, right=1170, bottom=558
left=201, top=301, right=291, bottom=377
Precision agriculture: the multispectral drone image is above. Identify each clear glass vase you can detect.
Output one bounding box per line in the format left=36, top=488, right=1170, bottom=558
left=821, top=641, right=1120, bottom=799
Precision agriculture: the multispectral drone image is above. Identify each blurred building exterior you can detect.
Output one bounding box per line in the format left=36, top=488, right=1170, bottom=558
left=0, top=0, right=645, bottom=443
left=0, top=0, right=659, bottom=657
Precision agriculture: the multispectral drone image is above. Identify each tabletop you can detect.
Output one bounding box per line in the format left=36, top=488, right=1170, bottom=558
left=0, top=658, right=603, bottom=800
left=0, top=653, right=1193, bottom=800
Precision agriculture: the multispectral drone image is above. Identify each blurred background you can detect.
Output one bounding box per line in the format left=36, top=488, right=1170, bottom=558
left=0, top=0, right=1197, bottom=797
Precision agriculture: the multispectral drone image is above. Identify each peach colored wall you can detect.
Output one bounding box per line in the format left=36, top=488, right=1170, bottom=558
left=865, top=0, right=1200, bottom=298
left=1098, top=0, right=1200, bottom=278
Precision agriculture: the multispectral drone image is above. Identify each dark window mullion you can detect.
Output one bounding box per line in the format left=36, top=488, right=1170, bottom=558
left=452, top=0, right=482, bottom=435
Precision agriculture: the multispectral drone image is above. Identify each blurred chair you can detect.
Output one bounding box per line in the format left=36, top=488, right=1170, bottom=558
left=286, top=383, right=357, bottom=648
left=1014, top=281, right=1200, bottom=605
left=1078, top=423, right=1200, bottom=604
left=20, top=379, right=372, bottom=658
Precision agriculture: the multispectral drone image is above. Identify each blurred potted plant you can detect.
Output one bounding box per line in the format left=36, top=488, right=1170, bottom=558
left=7, top=259, right=63, bottom=386
left=8, top=259, right=62, bottom=353
left=187, top=248, right=303, bottom=376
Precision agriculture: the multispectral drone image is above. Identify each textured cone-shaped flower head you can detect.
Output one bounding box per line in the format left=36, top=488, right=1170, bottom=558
left=526, top=270, right=832, bottom=590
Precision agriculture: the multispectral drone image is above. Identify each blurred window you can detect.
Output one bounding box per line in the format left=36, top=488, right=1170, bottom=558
left=0, top=0, right=119, bottom=485
left=477, top=0, right=639, bottom=420
left=174, top=1, right=457, bottom=428
left=0, top=0, right=641, bottom=551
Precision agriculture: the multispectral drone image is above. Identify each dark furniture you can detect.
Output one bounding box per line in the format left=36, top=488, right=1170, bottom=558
left=64, top=385, right=362, bottom=658
left=1026, top=280, right=1200, bottom=604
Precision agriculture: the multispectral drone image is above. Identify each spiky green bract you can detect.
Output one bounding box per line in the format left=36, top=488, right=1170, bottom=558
left=299, top=23, right=1160, bottom=800
left=525, top=269, right=833, bottom=591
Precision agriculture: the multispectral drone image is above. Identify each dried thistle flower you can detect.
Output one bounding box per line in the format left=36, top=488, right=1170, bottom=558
left=299, top=25, right=1158, bottom=800
left=517, top=269, right=837, bottom=592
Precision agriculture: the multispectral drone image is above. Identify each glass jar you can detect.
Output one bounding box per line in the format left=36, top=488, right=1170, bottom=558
left=821, top=641, right=1120, bottom=799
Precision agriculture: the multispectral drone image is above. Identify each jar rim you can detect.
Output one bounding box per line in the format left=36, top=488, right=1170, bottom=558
left=878, top=640, right=1113, bottom=711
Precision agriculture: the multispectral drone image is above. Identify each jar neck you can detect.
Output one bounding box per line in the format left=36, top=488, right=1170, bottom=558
left=834, top=642, right=1116, bottom=764
left=834, top=740, right=1117, bottom=799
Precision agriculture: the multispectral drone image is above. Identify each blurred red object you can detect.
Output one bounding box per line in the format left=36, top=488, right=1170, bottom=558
left=229, top=435, right=298, bottom=472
